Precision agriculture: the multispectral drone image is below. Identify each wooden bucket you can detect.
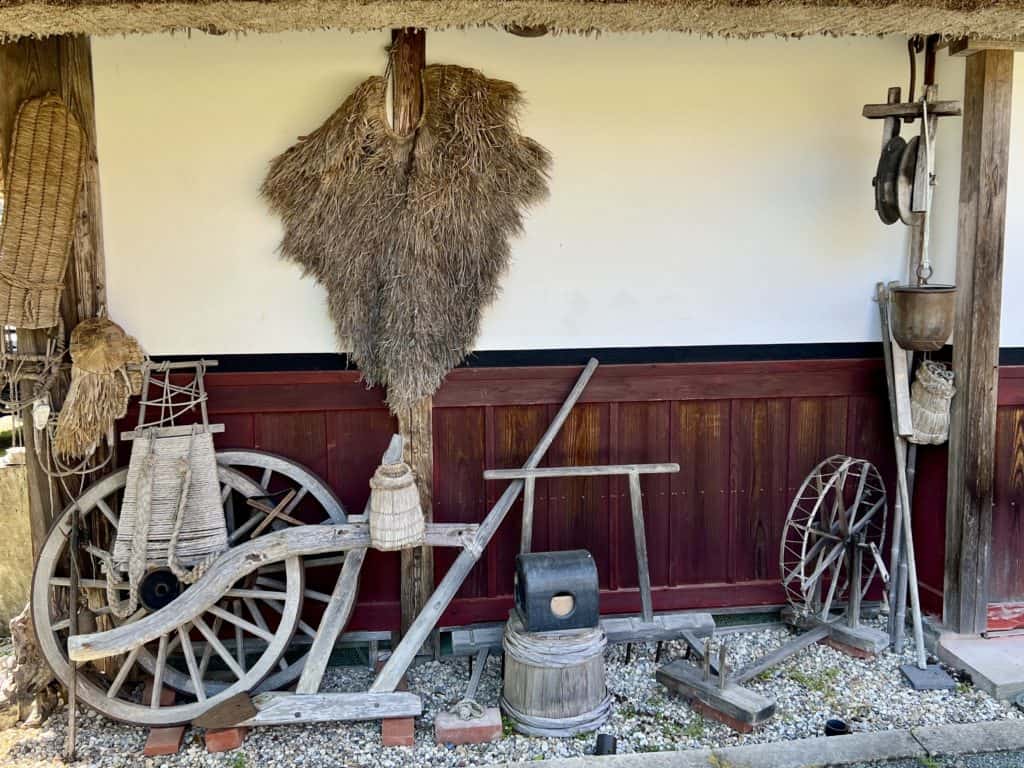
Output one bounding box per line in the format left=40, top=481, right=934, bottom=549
left=501, top=613, right=611, bottom=737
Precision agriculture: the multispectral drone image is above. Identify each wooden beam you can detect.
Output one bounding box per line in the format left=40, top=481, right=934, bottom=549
left=388, top=28, right=434, bottom=642
left=950, top=38, right=1024, bottom=57
left=944, top=49, right=1014, bottom=635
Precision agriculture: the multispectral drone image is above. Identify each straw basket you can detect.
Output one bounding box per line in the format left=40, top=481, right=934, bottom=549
left=0, top=95, right=85, bottom=329
left=909, top=360, right=955, bottom=445
left=369, top=462, right=424, bottom=551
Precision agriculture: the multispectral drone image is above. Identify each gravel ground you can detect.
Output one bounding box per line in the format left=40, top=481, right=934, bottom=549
left=1, top=618, right=1020, bottom=768
left=850, top=752, right=1024, bottom=768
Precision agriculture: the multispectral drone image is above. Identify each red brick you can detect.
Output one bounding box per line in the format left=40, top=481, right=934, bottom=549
left=144, top=726, right=186, bottom=756
left=687, top=698, right=755, bottom=734
left=141, top=681, right=176, bottom=707
left=205, top=727, right=248, bottom=753
left=435, top=707, right=502, bottom=745
left=381, top=717, right=415, bottom=747
left=821, top=637, right=876, bottom=660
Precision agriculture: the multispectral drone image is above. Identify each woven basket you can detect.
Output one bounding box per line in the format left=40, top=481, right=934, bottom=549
left=0, top=95, right=85, bottom=329
left=369, top=462, right=424, bottom=551
left=909, top=360, right=955, bottom=445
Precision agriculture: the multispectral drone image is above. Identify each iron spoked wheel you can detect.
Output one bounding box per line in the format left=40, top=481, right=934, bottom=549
left=32, top=466, right=304, bottom=726
left=779, top=455, right=887, bottom=620
left=214, top=450, right=347, bottom=691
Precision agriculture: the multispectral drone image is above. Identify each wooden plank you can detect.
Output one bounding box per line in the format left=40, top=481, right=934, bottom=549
left=628, top=472, right=654, bottom=623
left=671, top=401, right=731, bottom=585
left=991, top=408, right=1024, bottom=602
left=945, top=49, right=1014, bottom=635
left=238, top=692, right=422, bottom=726
left=862, top=100, right=962, bottom=119
left=296, top=548, right=367, bottom=693
left=656, top=660, right=776, bottom=727
left=731, top=399, right=789, bottom=583
left=484, top=463, right=679, bottom=480
left=950, top=38, right=1024, bottom=57
left=732, top=624, right=830, bottom=684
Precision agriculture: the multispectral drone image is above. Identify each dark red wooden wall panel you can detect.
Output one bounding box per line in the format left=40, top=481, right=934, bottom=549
left=178, top=359, right=908, bottom=630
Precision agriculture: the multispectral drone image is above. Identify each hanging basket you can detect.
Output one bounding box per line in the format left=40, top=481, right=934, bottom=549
left=889, top=284, right=956, bottom=352
left=909, top=360, right=955, bottom=445
left=369, top=462, right=424, bottom=551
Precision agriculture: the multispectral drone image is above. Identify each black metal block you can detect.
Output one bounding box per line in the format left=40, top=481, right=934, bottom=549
left=514, top=550, right=599, bottom=632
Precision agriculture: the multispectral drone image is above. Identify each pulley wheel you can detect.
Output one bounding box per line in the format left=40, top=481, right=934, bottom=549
left=897, top=136, right=922, bottom=226
left=874, top=135, right=905, bottom=225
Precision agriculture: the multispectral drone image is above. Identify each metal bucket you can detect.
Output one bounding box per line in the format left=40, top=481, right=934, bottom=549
left=889, top=284, right=957, bottom=352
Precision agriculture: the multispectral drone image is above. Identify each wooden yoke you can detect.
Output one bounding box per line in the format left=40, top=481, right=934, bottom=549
left=388, top=28, right=435, bottom=643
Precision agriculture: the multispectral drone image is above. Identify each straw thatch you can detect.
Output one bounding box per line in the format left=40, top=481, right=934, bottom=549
left=1, top=1, right=1024, bottom=40
left=263, top=64, right=550, bottom=410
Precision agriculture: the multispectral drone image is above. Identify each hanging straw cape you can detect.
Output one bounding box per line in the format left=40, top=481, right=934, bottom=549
left=54, top=318, right=144, bottom=458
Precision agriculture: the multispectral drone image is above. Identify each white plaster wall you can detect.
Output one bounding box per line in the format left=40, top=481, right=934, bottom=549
left=93, top=30, right=1011, bottom=354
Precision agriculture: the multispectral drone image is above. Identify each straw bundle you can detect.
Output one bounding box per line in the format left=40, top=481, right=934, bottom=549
left=909, top=360, right=955, bottom=446
left=263, top=64, right=550, bottom=410
left=369, top=461, right=424, bottom=550
left=0, top=95, right=84, bottom=329
left=53, top=318, right=145, bottom=458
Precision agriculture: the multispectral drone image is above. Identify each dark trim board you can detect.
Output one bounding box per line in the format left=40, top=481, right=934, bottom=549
left=153, top=344, right=1024, bottom=372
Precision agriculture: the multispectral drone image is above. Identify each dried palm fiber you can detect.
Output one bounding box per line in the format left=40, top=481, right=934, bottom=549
left=53, top=318, right=145, bottom=458
left=0, top=95, right=84, bottom=329
left=369, top=460, right=424, bottom=550
left=909, top=359, right=955, bottom=446
left=263, top=64, right=550, bottom=410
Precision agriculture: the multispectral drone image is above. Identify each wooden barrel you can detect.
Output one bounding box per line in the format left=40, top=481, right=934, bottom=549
left=500, top=613, right=611, bottom=737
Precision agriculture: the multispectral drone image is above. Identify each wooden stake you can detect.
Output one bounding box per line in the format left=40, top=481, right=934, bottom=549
left=944, top=48, right=1014, bottom=635
left=388, top=27, right=434, bottom=643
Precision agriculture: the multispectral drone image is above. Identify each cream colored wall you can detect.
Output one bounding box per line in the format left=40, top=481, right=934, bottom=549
left=93, top=31, right=1015, bottom=354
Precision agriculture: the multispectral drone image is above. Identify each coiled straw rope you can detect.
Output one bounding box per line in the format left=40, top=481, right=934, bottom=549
left=909, top=359, right=955, bottom=445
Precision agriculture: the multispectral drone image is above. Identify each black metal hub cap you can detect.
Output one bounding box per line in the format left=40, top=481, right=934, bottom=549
left=139, top=568, right=182, bottom=611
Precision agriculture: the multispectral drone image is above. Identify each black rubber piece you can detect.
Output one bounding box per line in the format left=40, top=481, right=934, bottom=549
left=514, top=549, right=599, bottom=632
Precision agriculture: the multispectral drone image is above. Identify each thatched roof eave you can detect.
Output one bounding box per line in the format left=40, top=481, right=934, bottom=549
left=2, top=0, right=1024, bottom=43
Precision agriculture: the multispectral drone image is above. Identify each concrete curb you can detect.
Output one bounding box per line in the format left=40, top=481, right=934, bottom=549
left=503, top=719, right=1024, bottom=768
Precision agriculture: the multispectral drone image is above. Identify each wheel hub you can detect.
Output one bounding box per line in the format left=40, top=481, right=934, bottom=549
left=139, top=568, right=182, bottom=611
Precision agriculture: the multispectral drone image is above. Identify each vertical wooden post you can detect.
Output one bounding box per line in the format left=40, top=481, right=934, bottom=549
left=388, top=28, right=434, bottom=640
left=0, top=35, right=106, bottom=555
left=944, top=48, right=1014, bottom=635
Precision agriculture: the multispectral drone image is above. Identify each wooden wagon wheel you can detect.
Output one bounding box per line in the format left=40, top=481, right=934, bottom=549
left=779, top=455, right=887, bottom=620
left=32, top=466, right=304, bottom=726
left=213, top=450, right=347, bottom=692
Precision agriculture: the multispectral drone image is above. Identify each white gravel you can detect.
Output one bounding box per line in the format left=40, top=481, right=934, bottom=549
left=2, top=618, right=1020, bottom=767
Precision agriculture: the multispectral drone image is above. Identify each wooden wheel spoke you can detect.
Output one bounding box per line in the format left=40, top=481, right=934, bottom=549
left=197, top=615, right=224, bottom=678
left=224, top=588, right=289, bottom=601
left=207, top=604, right=275, bottom=643
left=50, top=577, right=129, bottom=591
left=192, top=615, right=245, bottom=680
left=151, top=635, right=169, bottom=708
left=242, top=597, right=287, bottom=672
left=107, top=646, right=141, bottom=699
left=96, top=499, right=118, bottom=527
left=262, top=598, right=315, bottom=638
left=177, top=624, right=206, bottom=701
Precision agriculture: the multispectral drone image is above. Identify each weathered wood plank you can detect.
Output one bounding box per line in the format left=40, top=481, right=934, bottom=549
left=484, top=463, right=679, bottom=480
left=657, top=660, right=776, bottom=727
left=945, top=49, right=1014, bottom=635
left=237, top=692, right=422, bottom=726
